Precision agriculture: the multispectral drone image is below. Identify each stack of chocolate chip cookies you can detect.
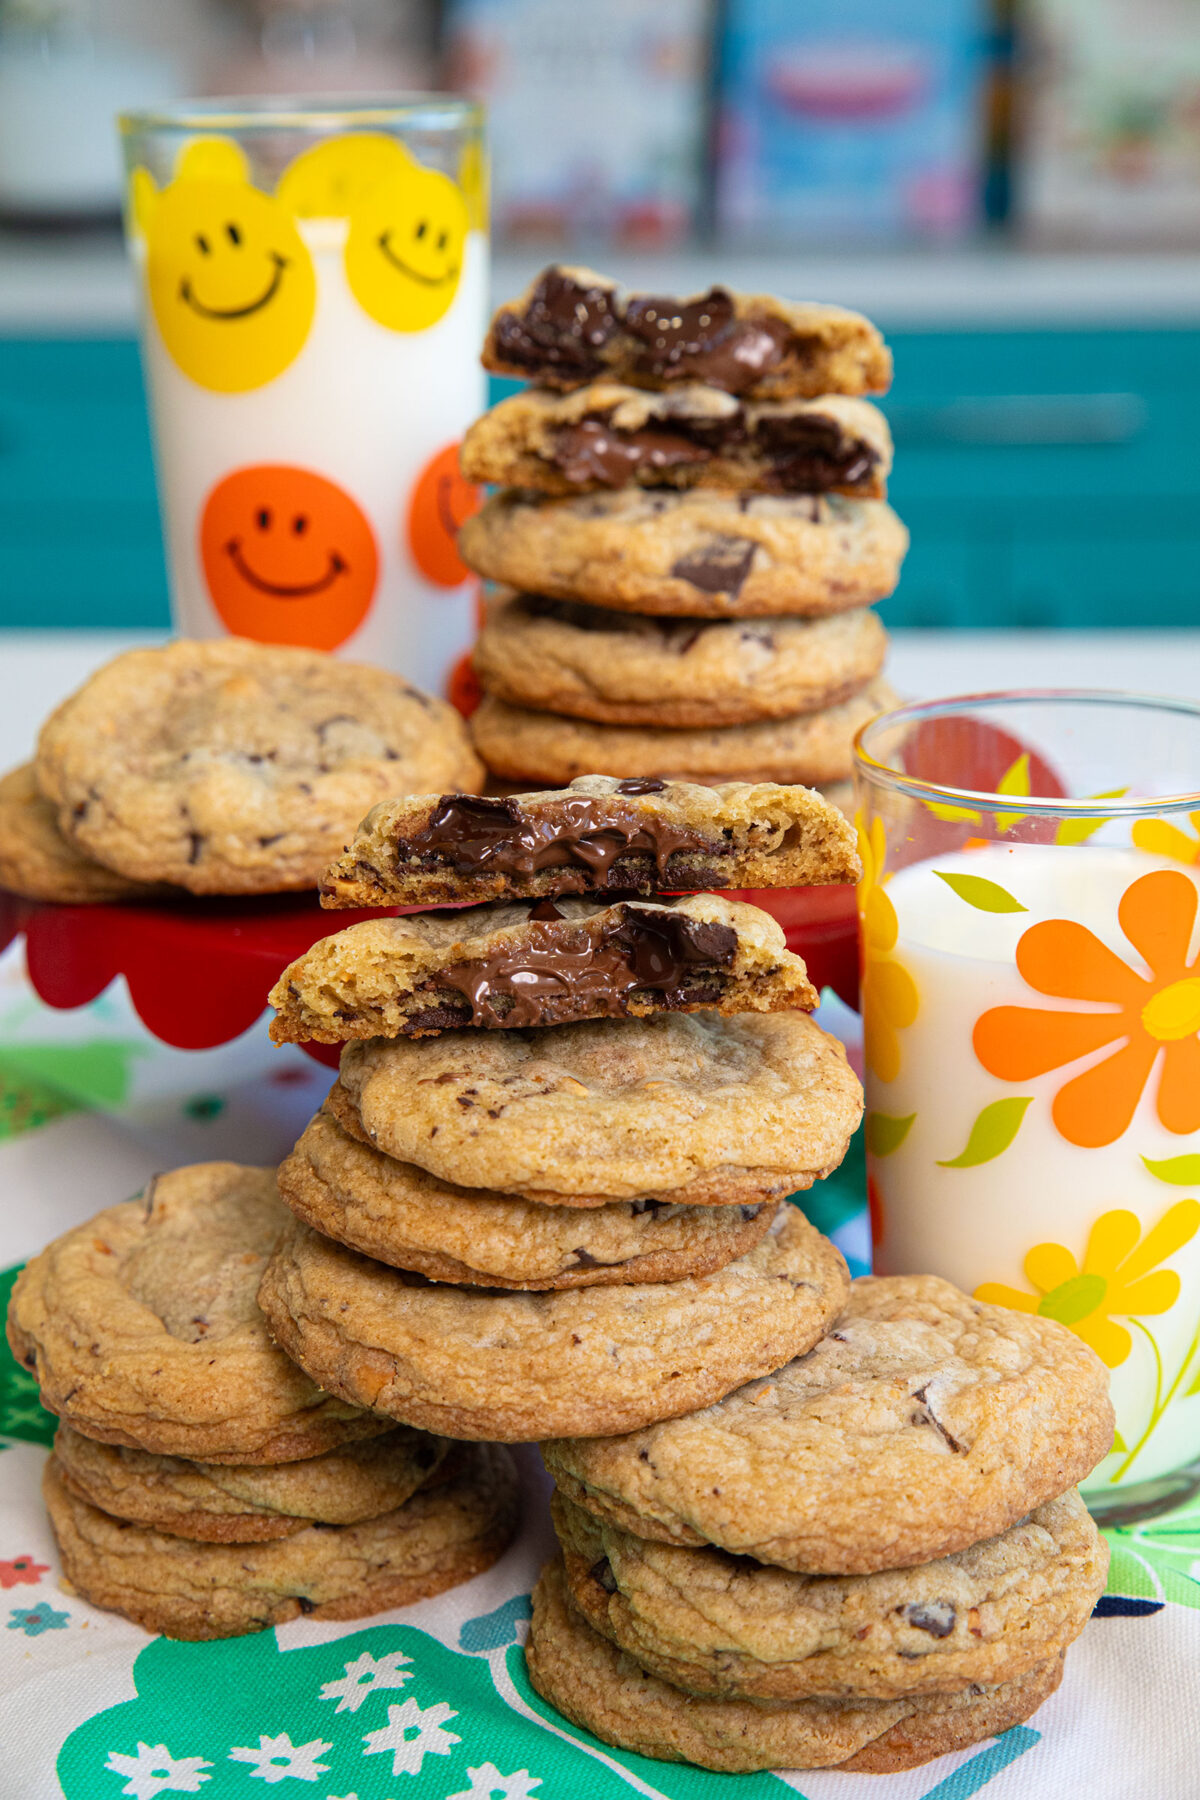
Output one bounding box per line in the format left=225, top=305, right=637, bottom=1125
left=258, top=777, right=865, bottom=1442
left=6, top=1162, right=518, bottom=1639
left=457, top=266, right=907, bottom=805
left=530, top=1272, right=1117, bottom=1775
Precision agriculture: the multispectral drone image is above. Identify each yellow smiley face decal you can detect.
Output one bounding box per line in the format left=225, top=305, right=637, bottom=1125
left=344, top=162, right=469, bottom=333
left=276, top=131, right=410, bottom=217
left=132, top=138, right=316, bottom=393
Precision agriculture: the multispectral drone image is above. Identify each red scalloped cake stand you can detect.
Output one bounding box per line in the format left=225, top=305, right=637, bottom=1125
left=0, top=885, right=860, bottom=1069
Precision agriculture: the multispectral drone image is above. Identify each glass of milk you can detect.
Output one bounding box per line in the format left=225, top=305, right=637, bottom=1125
left=118, top=97, right=487, bottom=695
left=854, top=691, right=1200, bottom=1523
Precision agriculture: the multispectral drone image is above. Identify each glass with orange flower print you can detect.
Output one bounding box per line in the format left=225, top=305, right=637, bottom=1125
left=854, top=692, right=1200, bottom=1523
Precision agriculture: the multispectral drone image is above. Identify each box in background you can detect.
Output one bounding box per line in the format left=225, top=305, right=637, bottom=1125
left=443, top=0, right=711, bottom=248
left=715, top=0, right=992, bottom=247
left=1016, top=0, right=1200, bottom=247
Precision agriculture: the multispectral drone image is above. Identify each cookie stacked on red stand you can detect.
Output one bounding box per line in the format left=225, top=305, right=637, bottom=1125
left=7, top=1163, right=517, bottom=1640
left=457, top=266, right=908, bottom=808
left=258, top=778, right=863, bottom=1442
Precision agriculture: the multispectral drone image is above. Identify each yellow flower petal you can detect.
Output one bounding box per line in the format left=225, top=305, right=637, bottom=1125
left=1132, top=819, right=1200, bottom=864
left=864, top=1007, right=900, bottom=1084
left=974, top=1282, right=1039, bottom=1313
left=1118, top=1199, right=1200, bottom=1284
left=1108, top=1270, right=1181, bottom=1317
left=872, top=956, right=919, bottom=1032
left=865, top=886, right=899, bottom=955
left=1082, top=1209, right=1142, bottom=1279
left=1024, top=1241, right=1080, bottom=1294
left=870, top=816, right=887, bottom=881
left=1071, top=1313, right=1132, bottom=1369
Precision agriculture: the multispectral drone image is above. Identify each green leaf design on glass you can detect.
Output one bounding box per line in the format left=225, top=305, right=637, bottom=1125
left=1111, top=1427, right=1128, bottom=1453
left=1054, top=788, right=1129, bottom=848
left=865, top=1111, right=916, bottom=1157
left=1142, top=1154, right=1200, bottom=1187
left=1038, top=1272, right=1107, bottom=1326
left=932, top=870, right=1028, bottom=913
left=937, top=1096, right=1034, bottom=1168
left=1186, top=1361, right=1200, bottom=1399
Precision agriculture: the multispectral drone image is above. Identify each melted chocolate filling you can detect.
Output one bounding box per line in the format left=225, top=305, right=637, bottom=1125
left=400, top=794, right=717, bottom=884
left=491, top=269, right=619, bottom=376
left=551, top=408, right=877, bottom=492
left=623, top=288, right=790, bottom=393
left=492, top=270, right=790, bottom=396
left=424, top=907, right=739, bottom=1028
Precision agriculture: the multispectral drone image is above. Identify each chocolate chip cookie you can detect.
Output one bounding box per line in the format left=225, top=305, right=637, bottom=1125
left=7, top=1162, right=384, bottom=1463
left=473, top=593, right=887, bottom=728
left=543, top=1275, right=1116, bottom=1574
left=44, top=1442, right=518, bottom=1641
left=257, top=1205, right=850, bottom=1440
left=470, top=684, right=894, bottom=787
left=35, top=638, right=483, bottom=894
left=320, top=777, right=859, bottom=909
left=483, top=266, right=892, bottom=399
left=460, top=385, right=892, bottom=498
left=525, top=1559, right=1064, bottom=1775
left=53, top=1419, right=449, bottom=1543
left=458, top=490, right=909, bottom=619
left=0, top=763, right=165, bottom=904
left=270, top=893, right=817, bottom=1044
left=276, top=1109, right=777, bottom=1288
left=331, top=1011, right=863, bottom=1205
left=553, top=1487, right=1107, bottom=1700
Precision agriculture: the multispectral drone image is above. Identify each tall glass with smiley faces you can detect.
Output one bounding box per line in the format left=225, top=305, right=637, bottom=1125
left=119, top=98, right=487, bottom=692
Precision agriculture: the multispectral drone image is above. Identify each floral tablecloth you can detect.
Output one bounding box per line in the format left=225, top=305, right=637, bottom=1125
left=0, top=947, right=1197, bottom=1800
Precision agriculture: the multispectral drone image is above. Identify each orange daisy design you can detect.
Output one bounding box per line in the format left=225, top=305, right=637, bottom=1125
left=973, top=868, right=1200, bottom=1148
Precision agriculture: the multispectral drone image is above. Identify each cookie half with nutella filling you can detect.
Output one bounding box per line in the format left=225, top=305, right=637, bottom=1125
left=482, top=265, right=892, bottom=400
left=460, top=384, right=892, bottom=499
left=320, top=775, right=858, bottom=909
left=271, top=894, right=816, bottom=1044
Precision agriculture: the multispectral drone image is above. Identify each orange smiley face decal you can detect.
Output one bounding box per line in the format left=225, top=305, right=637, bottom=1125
left=200, top=465, right=378, bottom=651
left=407, top=441, right=482, bottom=587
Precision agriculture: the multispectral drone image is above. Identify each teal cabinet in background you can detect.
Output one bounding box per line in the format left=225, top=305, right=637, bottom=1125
left=883, top=329, right=1200, bottom=628
left=0, top=339, right=165, bottom=628
left=0, top=327, right=1197, bottom=629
